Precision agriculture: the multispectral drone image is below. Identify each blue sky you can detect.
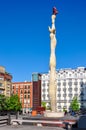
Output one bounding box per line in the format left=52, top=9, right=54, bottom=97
left=0, top=0, right=86, bottom=82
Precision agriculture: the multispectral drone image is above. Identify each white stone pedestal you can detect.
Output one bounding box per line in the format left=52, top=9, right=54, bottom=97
left=44, top=110, right=64, bottom=118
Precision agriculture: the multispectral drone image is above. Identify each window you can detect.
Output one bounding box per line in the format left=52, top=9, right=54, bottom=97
left=57, top=88, right=61, bottom=91
left=69, top=100, right=72, bottom=103
left=68, top=94, right=72, bottom=97
left=24, top=90, right=27, bottom=94
left=32, top=74, right=38, bottom=81
left=47, top=94, right=49, bottom=98
left=74, top=88, right=78, bottom=91
left=63, top=82, right=66, bottom=86
left=24, top=95, right=27, bottom=98
left=63, top=94, right=67, bottom=97
left=68, top=88, right=72, bottom=92
left=57, top=94, right=61, bottom=97
left=74, top=81, right=78, bottom=85
left=43, top=94, right=45, bottom=100
left=28, top=95, right=30, bottom=98
left=0, top=83, right=3, bottom=87
left=63, top=88, right=66, bottom=92
left=57, top=82, right=61, bottom=86
left=21, top=90, right=23, bottom=93
left=12, top=86, right=14, bottom=89
left=28, top=85, right=30, bottom=89
left=69, top=74, right=71, bottom=77
left=80, top=81, right=83, bottom=87
left=24, top=85, right=27, bottom=89
left=63, top=106, right=67, bottom=109
left=58, top=106, right=61, bottom=109
left=63, top=100, right=67, bottom=103
left=68, top=81, right=72, bottom=86
left=0, top=77, right=4, bottom=80
left=42, top=83, right=45, bottom=87
left=0, top=90, right=3, bottom=94
left=28, top=91, right=30, bottom=94
left=47, top=83, right=49, bottom=86
left=80, top=92, right=84, bottom=96
left=43, top=89, right=46, bottom=92
left=74, top=94, right=78, bottom=97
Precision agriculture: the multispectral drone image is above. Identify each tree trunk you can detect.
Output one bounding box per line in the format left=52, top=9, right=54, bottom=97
left=16, top=111, right=19, bottom=119
left=7, top=111, right=11, bottom=125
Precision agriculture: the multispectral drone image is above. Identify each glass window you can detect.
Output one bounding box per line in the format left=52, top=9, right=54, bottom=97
left=32, top=74, right=38, bottom=81
left=63, top=94, right=67, bottom=97
left=57, top=88, right=61, bottom=91
left=74, top=88, right=78, bottom=91
left=68, top=81, right=72, bottom=86
left=47, top=83, right=49, bottom=86
left=42, top=83, right=45, bottom=87
left=57, top=94, right=61, bottom=97
left=12, top=86, right=14, bottom=89
left=57, top=82, right=61, bottom=86
left=0, top=83, right=3, bottom=87
left=80, top=81, right=83, bottom=87
left=43, top=89, right=46, bottom=92
left=24, top=90, right=27, bottom=94
left=24, top=95, right=27, bottom=98
left=21, top=90, right=23, bottom=93
left=28, top=91, right=30, bottom=94
left=74, top=81, right=78, bottom=85
left=24, top=85, right=27, bottom=89
left=28, top=85, right=30, bottom=89
left=68, top=94, right=72, bottom=97
left=58, top=106, right=61, bottom=109
left=28, top=95, right=30, bottom=98
left=47, top=94, right=49, bottom=98
left=63, top=82, right=66, bottom=86
left=63, top=88, right=66, bottom=91
left=74, top=94, right=78, bottom=97
left=68, top=88, right=72, bottom=92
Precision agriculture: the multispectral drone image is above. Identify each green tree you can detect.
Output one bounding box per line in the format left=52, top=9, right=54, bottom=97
left=70, top=96, right=80, bottom=112
left=41, top=102, right=46, bottom=109
left=0, top=94, right=6, bottom=110
left=5, top=94, right=22, bottom=119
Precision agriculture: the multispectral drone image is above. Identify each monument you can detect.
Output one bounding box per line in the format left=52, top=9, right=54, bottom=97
left=44, top=7, right=64, bottom=117
left=49, top=7, right=58, bottom=112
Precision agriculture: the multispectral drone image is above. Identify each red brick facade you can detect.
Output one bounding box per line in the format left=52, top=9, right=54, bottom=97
left=12, top=82, right=32, bottom=113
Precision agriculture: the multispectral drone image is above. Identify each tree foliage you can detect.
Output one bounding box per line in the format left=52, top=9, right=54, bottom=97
left=41, top=101, right=46, bottom=108
left=5, top=94, right=22, bottom=111
left=70, top=96, right=80, bottom=112
left=0, top=94, right=6, bottom=110
left=0, top=94, right=22, bottom=112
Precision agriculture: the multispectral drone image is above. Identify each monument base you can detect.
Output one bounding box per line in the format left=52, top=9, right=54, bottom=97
left=44, top=110, right=64, bottom=118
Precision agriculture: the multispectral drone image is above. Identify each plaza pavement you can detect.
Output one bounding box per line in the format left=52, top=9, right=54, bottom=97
left=0, top=114, right=79, bottom=130
left=0, top=125, right=65, bottom=130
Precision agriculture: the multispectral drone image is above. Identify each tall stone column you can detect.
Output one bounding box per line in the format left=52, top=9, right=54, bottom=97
left=49, top=7, right=58, bottom=112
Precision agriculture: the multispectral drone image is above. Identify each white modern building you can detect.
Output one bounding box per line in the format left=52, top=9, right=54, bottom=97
left=41, top=67, right=86, bottom=112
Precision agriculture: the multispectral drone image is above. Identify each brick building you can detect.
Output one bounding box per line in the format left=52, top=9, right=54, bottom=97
left=12, top=81, right=32, bottom=113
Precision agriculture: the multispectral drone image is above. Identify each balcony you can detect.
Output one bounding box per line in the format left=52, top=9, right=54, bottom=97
left=0, top=83, right=5, bottom=89
left=63, top=94, right=67, bottom=97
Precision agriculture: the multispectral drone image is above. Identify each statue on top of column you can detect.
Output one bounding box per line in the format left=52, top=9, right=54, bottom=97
left=49, top=7, right=58, bottom=112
